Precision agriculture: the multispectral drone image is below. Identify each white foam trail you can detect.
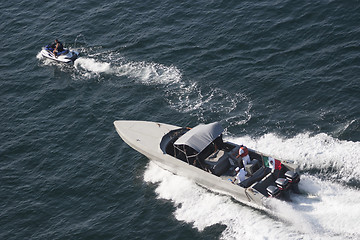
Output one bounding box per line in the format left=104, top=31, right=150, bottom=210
left=74, top=57, right=182, bottom=84
left=144, top=162, right=297, bottom=240
left=74, top=57, right=112, bottom=74
left=36, top=51, right=43, bottom=60
left=113, top=61, right=181, bottom=85
left=143, top=131, right=360, bottom=239
left=291, top=175, right=360, bottom=237
left=164, top=83, right=252, bottom=123
left=269, top=174, right=360, bottom=238
left=38, top=49, right=182, bottom=84
left=69, top=50, right=250, bottom=123
left=226, top=133, right=360, bottom=182
left=38, top=48, right=249, bottom=124
left=144, top=162, right=360, bottom=240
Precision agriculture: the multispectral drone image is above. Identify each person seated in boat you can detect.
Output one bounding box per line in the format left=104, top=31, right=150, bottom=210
left=51, top=39, right=64, bottom=56
left=235, top=145, right=251, bottom=167
left=231, top=167, right=247, bottom=184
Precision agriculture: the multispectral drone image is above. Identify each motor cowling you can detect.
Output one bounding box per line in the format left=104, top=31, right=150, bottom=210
left=275, top=178, right=290, bottom=191
left=266, top=185, right=281, bottom=198
left=285, top=171, right=300, bottom=184
left=285, top=171, right=300, bottom=193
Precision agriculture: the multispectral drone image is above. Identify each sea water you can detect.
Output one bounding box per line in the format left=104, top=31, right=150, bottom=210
left=1, top=0, right=359, bottom=239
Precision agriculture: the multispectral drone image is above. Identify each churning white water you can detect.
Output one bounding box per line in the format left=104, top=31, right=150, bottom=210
left=144, top=133, right=360, bottom=240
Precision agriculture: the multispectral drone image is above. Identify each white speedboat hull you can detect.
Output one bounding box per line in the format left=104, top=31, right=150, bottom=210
left=114, top=120, right=267, bottom=208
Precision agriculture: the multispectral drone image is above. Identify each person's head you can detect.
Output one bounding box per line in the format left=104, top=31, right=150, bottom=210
left=55, top=39, right=59, bottom=43
left=235, top=167, right=240, bottom=172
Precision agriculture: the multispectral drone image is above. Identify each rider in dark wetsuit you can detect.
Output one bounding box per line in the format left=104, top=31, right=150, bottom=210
left=52, top=39, right=64, bottom=57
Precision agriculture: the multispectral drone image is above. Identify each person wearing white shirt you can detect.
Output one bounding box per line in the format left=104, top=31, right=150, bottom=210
left=231, top=167, right=247, bottom=184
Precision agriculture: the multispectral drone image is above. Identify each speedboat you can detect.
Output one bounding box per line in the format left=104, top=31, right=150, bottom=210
left=114, top=120, right=301, bottom=209
left=40, top=44, right=79, bottom=63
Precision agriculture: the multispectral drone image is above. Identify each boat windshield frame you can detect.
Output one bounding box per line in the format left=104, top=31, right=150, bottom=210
left=174, top=122, right=224, bottom=153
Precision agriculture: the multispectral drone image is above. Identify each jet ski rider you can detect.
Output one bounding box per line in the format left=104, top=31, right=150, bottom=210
left=52, top=39, right=64, bottom=57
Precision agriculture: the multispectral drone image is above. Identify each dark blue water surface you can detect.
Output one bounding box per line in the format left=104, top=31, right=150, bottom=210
left=1, top=1, right=360, bottom=239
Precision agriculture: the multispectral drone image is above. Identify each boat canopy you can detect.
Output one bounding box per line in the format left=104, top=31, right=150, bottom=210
left=174, top=122, right=224, bottom=153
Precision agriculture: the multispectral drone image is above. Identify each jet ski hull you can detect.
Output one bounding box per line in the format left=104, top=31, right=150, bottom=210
left=41, top=45, right=79, bottom=63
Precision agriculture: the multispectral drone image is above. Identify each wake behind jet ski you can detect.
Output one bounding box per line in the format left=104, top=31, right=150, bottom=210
left=41, top=39, right=79, bottom=63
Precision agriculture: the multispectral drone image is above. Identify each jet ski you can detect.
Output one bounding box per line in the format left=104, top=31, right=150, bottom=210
left=41, top=44, right=79, bottom=63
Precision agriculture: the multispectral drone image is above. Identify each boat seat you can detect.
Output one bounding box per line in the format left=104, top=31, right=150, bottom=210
left=228, top=146, right=242, bottom=168
left=239, top=167, right=271, bottom=188
left=245, top=159, right=260, bottom=175
left=205, top=150, right=223, bottom=164
left=205, top=150, right=230, bottom=176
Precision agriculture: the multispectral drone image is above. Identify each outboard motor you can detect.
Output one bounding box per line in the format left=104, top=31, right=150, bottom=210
left=275, top=178, right=290, bottom=191
left=285, top=171, right=300, bottom=193
left=275, top=178, right=291, bottom=199
left=266, top=185, right=281, bottom=198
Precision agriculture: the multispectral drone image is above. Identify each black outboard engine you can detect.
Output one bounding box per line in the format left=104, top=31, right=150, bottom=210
left=275, top=178, right=291, bottom=199
left=275, top=178, right=290, bottom=191
left=285, top=171, right=300, bottom=193
left=266, top=185, right=281, bottom=198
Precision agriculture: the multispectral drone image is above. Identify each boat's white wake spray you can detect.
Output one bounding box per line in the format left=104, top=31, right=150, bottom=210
left=143, top=132, right=360, bottom=240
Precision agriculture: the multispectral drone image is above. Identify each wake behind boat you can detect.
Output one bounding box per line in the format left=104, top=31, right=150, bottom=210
left=40, top=41, right=79, bottom=64
left=114, top=120, right=301, bottom=209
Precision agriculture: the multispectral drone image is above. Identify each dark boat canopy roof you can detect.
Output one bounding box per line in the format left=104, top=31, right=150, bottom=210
left=174, top=122, right=224, bottom=153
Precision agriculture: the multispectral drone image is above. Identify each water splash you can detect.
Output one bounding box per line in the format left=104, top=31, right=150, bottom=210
left=112, top=60, right=182, bottom=85
left=74, top=57, right=112, bottom=75
left=164, top=81, right=252, bottom=123
left=144, top=161, right=293, bottom=240
left=38, top=47, right=251, bottom=124
left=227, top=132, right=360, bottom=183
left=37, top=49, right=182, bottom=85
left=143, top=131, right=360, bottom=239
